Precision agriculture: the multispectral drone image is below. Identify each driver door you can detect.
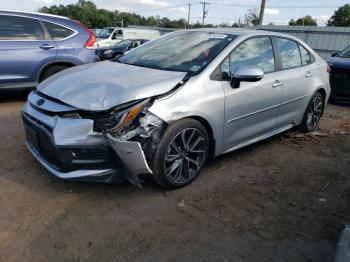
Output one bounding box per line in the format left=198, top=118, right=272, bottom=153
left=221, top=36, right=283, bottom=150
left=110, top=30, right=123, bottom=46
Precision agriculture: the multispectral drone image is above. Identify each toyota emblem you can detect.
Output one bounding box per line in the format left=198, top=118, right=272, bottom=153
left=36, top=98, right=45, bottom=106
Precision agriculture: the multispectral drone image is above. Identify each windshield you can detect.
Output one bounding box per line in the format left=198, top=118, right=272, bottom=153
left=96, top=28, right=114, bottom=39
left=119, top=31, right=236, bottom=74
left=113, top=40, right=131, bottom=48
left=338, top=46, right=350, bottom=58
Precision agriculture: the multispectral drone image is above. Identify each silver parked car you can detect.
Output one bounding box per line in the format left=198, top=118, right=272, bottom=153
left=22, top=29, right=330, bottom=189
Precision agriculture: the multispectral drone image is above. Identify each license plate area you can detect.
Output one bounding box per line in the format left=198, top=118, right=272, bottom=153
left=25, top=125, right=40, bottom=150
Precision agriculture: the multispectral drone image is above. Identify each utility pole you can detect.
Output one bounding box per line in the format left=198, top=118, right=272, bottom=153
left=200, top=2, right=209, bottom=28
left=186, top=3, right=191, bottom=29
left=258, top=0, right=266, bottom=25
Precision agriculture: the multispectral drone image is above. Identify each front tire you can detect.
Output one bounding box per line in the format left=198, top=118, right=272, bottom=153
left=151, top=119, right=209, bottom=189
left=299, top=92, right=324, bottom=132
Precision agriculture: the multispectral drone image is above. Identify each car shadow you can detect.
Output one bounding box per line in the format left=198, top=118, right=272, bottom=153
left=0, top=88, right=32, bottom=103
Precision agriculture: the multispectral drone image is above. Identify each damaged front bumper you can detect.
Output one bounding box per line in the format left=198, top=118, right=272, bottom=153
left=22, top=94, right=154, bottom=187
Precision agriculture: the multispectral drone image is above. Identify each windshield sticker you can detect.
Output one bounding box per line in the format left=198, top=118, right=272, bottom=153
left=190, top=65, right=201, bottom=72
left=208, top=34, right=227, bottom=39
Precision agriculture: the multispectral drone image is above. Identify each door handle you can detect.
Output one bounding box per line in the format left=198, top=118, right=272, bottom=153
left=39, top=44, right=55, bottom=50
left=305, top=72, right=313, bottom=78
left=272, top=80, right=283, bottom=88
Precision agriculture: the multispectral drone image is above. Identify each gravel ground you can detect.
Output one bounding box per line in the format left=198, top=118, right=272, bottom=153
left=0, top=91, right=349, bottom=262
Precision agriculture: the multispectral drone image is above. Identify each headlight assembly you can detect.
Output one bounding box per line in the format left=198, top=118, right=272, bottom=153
left=109, top=99, right=149, bottom=133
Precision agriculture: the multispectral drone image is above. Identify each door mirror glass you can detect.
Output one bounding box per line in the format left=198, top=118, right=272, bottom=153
left=230, top=66, right=264, bottom=88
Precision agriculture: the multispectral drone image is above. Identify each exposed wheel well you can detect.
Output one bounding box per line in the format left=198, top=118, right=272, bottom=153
left=188, top=116, right=216, bottom=158
left=39, top=62, right=76, bottom=82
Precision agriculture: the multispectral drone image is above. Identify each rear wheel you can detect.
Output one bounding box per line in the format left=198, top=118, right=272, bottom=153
left=152, top=119, right=209, bottom=189
left=299, top=92, right=324, bottom=132
left=40, top=65, right=69, bottom=82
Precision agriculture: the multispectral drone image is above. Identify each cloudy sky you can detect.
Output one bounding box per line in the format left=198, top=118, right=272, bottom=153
left=1, top=0, right=349, bottom=25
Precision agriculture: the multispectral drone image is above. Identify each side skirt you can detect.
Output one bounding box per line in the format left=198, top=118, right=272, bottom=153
left=222, top=123, right=295, bottom=155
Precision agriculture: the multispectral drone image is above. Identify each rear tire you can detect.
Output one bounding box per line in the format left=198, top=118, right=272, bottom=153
left=40, top=65, right=69, bottom=82
left=151, top=118, right=209, bottom=189
left=299, top=92, right=324, bottom=133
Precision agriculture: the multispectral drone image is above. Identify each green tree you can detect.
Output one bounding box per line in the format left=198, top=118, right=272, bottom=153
left=289, top=15, right=317, bottom=26
left=327, top=4, right=350, bottom=27
left=244, top=8, right=259, bottom=26
left=38, top=0, right=187, bottom=29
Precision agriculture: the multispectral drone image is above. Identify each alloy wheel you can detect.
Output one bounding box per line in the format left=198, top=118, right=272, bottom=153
left=306, top=96, right=323, bottom=130
left=164, top=128, right=208, bottom=185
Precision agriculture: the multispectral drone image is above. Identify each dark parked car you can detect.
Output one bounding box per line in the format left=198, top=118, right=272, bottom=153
left=0, top=10, right=99, bottom=89
left=327, top=45, right=350, bottom=102
left=96, top=39, right=148, bottom=60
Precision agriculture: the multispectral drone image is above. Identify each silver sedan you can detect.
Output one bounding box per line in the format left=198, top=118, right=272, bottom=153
left=22, top=29, right=330, bottom=189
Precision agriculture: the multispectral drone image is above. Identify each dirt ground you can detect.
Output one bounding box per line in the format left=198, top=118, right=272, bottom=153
left=0, top=91, right=349, bottom=262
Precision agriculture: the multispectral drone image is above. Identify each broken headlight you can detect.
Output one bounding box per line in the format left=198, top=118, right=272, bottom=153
left=109, top=99, right=149, bottom=133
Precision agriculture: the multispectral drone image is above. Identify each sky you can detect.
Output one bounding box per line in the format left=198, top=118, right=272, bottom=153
left=1, top=0, right=349, bottom=26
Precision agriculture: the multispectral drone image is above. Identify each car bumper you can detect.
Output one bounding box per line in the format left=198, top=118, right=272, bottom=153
left=22, top=97, right=152, bottom=187
left=330, top=67, right=350, bottom=101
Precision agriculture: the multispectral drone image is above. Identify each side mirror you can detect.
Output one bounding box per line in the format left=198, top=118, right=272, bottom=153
left=331, top=52, right=338, bottom=57
left=230, top=66, right=264, bottom=88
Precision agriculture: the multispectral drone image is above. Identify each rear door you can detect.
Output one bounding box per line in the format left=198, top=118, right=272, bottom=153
left=273, top=37, right=315, bottom=126
left=0, top=15, right=57, bottom=87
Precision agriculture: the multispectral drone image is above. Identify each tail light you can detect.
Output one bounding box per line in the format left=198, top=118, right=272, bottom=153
left=74, top=20, right=96, bottom=49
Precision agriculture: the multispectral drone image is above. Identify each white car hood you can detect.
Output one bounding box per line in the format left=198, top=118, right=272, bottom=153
left=38, top=61, right=186, bottom=111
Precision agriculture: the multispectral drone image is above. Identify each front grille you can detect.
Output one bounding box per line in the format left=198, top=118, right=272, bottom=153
left=23, top=113, right=61, bottom=169
left=24, top=113, right=53, bottom=133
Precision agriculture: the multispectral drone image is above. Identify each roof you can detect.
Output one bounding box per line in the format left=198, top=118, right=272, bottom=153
left=0, top=9, right=69, bottom=20
left=176, top=28, right=273, bottom=36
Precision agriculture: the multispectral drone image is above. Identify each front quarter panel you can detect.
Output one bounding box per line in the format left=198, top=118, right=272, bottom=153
left=149, top=76, right=225, bottom=156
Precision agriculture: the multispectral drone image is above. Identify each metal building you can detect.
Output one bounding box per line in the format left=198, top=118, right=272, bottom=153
left=257, top=25, right=350, bottom=59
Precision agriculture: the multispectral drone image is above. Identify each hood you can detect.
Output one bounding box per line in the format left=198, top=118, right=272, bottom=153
left=327, top=57, right=350, bottom=70
left=38, top=61, right=187, bottom=111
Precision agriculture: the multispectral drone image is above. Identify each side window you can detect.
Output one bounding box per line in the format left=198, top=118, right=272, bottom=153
left=112, top=30, right=123, bottom=39
left=43, top=21, right=74, bottom=40
left=299, top=44, right=313, bottom=65
left=0, top=15, right=44, bottom=40
left=276, top=38, right=302, bottom=69
left=220, top=37, right=275, bottom=80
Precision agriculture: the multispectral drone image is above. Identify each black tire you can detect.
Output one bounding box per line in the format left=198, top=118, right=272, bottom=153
left=40, top=65, right=69, bottom=82
left=151, top=118, right=210, bottom=189
left=299, top=92, right=324, bottom=133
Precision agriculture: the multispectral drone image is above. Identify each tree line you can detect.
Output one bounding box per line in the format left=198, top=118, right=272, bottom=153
left=39, top=1, right=350, bottom=28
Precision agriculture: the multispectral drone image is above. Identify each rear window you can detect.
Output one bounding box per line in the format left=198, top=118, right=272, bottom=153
left=299, top=44, right=313, bottom=65
left=43, top=21, right=74, bottom=40
left=0, top=15, right=44, bottom=40
left=276, top=37, right=302, bottom=69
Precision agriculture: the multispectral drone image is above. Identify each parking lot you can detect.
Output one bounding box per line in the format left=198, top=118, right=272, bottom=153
left=0, top=91, right=348, bottom=261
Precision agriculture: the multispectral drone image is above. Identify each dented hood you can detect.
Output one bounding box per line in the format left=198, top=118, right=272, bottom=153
left=38, top=61, right=187, bottom=111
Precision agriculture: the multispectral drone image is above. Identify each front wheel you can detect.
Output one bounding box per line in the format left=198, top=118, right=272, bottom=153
left=151, top=119, right=210, bottom=189
left=299, top=92, right=324, bottom=132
